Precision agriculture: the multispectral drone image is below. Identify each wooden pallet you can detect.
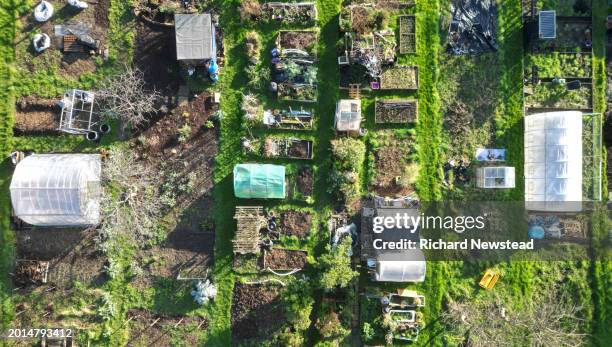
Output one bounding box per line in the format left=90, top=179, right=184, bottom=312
left=63, top=35, right=85, bottom=52
left=348, top=83, right=360, bottom=99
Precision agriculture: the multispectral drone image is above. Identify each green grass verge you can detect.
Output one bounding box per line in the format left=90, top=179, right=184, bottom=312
left=415, top=0, right=443, bottom=201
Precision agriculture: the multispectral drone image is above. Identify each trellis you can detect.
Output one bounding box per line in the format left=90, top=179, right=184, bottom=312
left=233, top=206, right=267, bottom=254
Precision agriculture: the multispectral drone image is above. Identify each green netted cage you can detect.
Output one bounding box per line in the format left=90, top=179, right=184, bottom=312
left=233, top=164, right=286, bottom=199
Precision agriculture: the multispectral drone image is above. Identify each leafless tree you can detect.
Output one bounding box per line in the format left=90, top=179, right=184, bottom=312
left=97, top=66, right=161, bottom=130
left=442, top=286, right=588, bottom=347
left=96, top=147, right=162, bottom=253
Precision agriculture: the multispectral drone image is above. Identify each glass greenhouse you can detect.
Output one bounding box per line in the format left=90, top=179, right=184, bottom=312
left=10, top=154, right=101, bottom=226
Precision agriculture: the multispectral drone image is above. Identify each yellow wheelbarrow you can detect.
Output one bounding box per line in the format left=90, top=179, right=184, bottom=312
left=479, top=269, right=500, bottom=290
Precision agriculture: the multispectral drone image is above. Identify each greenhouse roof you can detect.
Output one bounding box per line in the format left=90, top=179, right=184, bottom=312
left=10, top=154, right=101, bottom=226
left=233, top=164, right=286, bottom=199
left=525, top=111, right=582, bottom=211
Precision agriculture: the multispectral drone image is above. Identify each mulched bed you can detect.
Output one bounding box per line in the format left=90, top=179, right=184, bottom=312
left=13, top=97, right=59, bottom=134
left=280, top=211, right=312, bottom=238
left=231, top=283, right=285, bottom=343
left=263, top=249, right=307, bottom=270
left=278, top=30, right=317, bottom=52
left=296, top=166, right=314, bottom=196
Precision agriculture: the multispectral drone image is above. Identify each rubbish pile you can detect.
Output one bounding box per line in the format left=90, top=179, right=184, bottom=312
left=447, top=0, right=498, bottom=55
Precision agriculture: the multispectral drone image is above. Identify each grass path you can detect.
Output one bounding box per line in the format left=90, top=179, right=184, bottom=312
left=0, top=0, right=29, bottom=330
left=415, top=0, right=443, bottom=202
left=206, top=0, right=246, bottom=344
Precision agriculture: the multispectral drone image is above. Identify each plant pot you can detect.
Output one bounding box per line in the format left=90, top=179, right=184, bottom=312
left=86, top=131, right=99, bottom=141
left=99, top=123, right=111, bottom=134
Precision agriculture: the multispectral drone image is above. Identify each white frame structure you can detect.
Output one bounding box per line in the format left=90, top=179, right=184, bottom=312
left=335, top=99, right=361, bottom=132
left=10, top=154, right=101, bottom=226
left=476, top=166, right=515, bottom=188
left=58, top=89, right=98, bottom=135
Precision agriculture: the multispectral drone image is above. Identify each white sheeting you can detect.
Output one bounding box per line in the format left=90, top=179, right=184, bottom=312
left=525, top=111, right=582, bottom=211
left=10, top=154, right=101, bottom=226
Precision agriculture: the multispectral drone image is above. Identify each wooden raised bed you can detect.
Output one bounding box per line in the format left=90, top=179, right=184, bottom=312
left=398, top=15, right=416, bottom=54
left=277, top=83, right=317, bottom=102
left=276, top=30, right=318, bottom=56
left=379, top=66, right=419, bottom=90
left=375, top=99, right=418, bottom=123
left=264, top=138, right=313, bottom=160
left=262, top=248, right=308, bottom=271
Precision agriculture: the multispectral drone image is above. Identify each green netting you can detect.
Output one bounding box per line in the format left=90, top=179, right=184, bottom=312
left=233, top=164, right=286, bottom=199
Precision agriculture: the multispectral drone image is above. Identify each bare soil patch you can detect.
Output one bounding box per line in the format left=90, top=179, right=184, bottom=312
left=127, top=309, right=207, bottom=347
left=15, top=228, right=106, bottom=289
left=231, top=283, right=285, bottom=343
left=14, top=97, right=60, bottom=134
left=263, top=249, right=307, bottom=270
left=296, top=166, right=314, bottom=196
left=280, top=211, right=312, bottom=238
left=134, top=20, right=180, bottom=95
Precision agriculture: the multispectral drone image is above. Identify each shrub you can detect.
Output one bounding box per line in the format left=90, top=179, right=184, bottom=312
left=331, top=138, right=365, bottom=172
left=177, top=124, right=192, bottom=143
left=318, top=237, right=357, bottom=290
left=240, top=0, right=261, bottom=23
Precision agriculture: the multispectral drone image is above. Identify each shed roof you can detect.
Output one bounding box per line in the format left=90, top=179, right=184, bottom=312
left=175, top=14, right=214, bottom=61
left=10, top=154, right=101, bottom=226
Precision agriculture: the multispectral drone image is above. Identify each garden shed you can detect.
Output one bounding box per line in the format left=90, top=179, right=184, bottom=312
left=476, top=166, right=515, bottom=188
left=175, top=13, right=215, bottom=64
left=233, top=164, right=286, bottom=199
left=525, top=111, right=582, bottom=211
left=335, top=99, right=361, bottom=133
left=10, top=154, right=101, bottom=226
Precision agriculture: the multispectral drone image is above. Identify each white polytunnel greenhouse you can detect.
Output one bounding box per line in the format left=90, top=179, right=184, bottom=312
left=524, top=111, right=582, bottom=212
left=10, top=154, right=102, bottom=226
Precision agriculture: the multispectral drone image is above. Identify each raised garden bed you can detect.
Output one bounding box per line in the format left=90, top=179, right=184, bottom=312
left=526, top=52, right=592, bottom=78
left=262, top=2, right=317, bottom=25
left=295, top=166, right=314, bottom=196
left=264, top=137, right=313, bottom=159
left=379, top=66, right=419, bottom=90
left=398, top=15, right=416, bottom=54
left=279, top=211, right=312, bottom=238
left=524, top=81, right=592, bottom=110
left=263, top=108, right=314, bottom=130
left=277, top=30, right=318, bottom=56
left=529, top=18, right=592, bottom=52
left=277, top=83, right=317, bottom=102
left=375, top=99, right=417, bottom=123
left=262, top=248, right=308, bottom=270
left=14, top=97, right=59, bottom=135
